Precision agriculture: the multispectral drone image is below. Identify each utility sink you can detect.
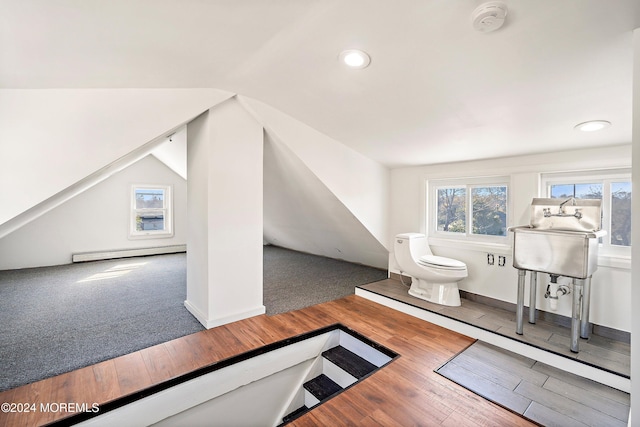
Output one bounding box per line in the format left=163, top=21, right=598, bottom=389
left=508, top=197, right=606, bottom=353
left=510, top=226, right=607, bottom=279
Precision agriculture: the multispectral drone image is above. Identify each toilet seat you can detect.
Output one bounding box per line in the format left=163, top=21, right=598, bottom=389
left=418, top=255, right=466, bottom=270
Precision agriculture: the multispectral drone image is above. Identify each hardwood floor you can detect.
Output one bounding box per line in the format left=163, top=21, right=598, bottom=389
left=0, top=296, right=534, bottom=427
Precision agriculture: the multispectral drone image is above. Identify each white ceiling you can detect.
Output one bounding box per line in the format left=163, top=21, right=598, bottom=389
left=2, top=0, right=639, bottom=167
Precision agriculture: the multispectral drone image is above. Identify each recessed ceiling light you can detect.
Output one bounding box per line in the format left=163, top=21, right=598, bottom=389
left=338, top=49, right=371, bottom=69
left=574, top=120, right=611, bottom=132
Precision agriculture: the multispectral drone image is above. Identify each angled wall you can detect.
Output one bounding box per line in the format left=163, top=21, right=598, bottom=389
left=0, top=88, right=233, bottom=233
left=264, top=132, right=387, bottom=268
left=0, top=155, right=187, bottom=270
left=239, top=96, right=390, bottom=254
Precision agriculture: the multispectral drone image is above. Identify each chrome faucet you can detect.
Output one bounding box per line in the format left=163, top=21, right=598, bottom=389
left=558, top=197, right=575, bottom=213
left=542, top=197, right=582, bottom=219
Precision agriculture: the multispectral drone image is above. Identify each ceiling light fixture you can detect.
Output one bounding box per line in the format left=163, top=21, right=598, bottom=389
left=338, top=49, right=371, bottom=69
left=574, top=120, right=611, bottom=132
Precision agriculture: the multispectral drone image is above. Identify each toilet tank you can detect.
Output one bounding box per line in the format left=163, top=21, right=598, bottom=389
left=394, top=233, right=431, bottom=264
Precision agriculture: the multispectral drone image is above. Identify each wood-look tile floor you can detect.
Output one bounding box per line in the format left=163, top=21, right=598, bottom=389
left=359, top=279, right=631, bottom=377
left=437, top=341, right=630, bottom=427
left=0, top=296, right=535, bottom=427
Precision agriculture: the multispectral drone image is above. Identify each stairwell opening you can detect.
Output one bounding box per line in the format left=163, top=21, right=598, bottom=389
left=58, top=324, right=398, bottom=426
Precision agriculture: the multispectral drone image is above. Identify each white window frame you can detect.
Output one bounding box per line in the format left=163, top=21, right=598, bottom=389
left=129, top=184, right=173, bottom=239
left=428, top=176, right=510, bottom=244
left=541, top=168, right=631, bottom=257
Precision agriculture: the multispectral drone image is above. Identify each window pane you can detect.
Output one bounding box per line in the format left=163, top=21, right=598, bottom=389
left=135, top=189, right=165, bottom=209
left=471, top=186, right=507, bottom=236
left=136, top=211, right=165, bottom=231
left=574, top=183, right=602, bottom=199
left=550, top=183, right=602, bottom=200
left=611, top=182, right=632, bottom=246
left=437, top=188, right=466, bottom=232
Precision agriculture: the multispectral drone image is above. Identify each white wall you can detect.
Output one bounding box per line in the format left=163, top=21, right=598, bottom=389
left=389, top=145, right=632, bottom=332
left=0, top=155, right=187, bottom=270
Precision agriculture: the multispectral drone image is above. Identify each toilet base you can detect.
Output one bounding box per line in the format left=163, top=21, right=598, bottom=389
left=408, top=279, right=461, bottom=306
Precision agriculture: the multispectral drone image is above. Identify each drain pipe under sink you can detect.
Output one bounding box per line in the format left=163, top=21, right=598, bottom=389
left=544, top=274, right=570, bottom=311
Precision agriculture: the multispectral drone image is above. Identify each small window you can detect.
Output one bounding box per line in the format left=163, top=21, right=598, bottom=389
left=130, top=185, right=173, bottom=238
left=542, top=169, right=631, bottom=253
left=431, top=177, right=509, bottom=241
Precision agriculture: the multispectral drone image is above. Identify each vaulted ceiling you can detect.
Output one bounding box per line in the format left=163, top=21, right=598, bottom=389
left=3, top=0, right=639, bottom=168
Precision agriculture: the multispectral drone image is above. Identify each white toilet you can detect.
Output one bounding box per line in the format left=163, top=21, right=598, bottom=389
left=394, top=233, right=468, bottom=306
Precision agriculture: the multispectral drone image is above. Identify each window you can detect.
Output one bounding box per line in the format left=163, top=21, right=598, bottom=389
left=431, top=177, right=509, bottom=240
left=130, top=185, right=173, bottom=238
left=542, top=169, right=631, bottom=253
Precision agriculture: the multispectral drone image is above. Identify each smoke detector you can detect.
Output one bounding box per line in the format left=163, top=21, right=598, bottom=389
left=472, top=1, right=508, bottom=33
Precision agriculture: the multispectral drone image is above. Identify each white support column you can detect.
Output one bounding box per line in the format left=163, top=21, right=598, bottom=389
left=185, top=97, right=265, bottom=328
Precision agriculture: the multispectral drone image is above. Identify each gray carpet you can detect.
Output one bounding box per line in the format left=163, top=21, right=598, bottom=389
left=0, top=247, right=387, bottom=391
left=263, top=245, right=387, bottom=315
left=0, top=253, right=203, bottom=392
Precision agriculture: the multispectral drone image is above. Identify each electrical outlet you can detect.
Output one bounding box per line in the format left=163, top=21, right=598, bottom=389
left=487, top=253, right=494, bottom=265
left=498, top=255, right=506, bottom=267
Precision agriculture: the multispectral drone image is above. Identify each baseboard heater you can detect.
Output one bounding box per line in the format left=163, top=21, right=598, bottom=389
left=72, top=245, right=186, bottom=263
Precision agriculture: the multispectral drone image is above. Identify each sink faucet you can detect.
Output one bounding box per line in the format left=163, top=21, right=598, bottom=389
left=558, top=197, right=575, bottom=213
left=542, top=197, right=582, bottom=219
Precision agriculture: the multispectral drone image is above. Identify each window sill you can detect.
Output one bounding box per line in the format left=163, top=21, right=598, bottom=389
left=428, top=237, right=511, bottom=255
left=597, top=254, right=631, bottom=270
left=128, top=232, right=174, bottom=240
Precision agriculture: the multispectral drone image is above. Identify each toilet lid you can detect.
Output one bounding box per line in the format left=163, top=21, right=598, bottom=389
left=418, top=255, right=466, bottom=270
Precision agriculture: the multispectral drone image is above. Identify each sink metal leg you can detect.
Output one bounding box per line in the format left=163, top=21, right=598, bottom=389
left=529, top=272, right=537, bottom=324
left=516, top=269, right=526, bottom=335
left=571, top=278, right=584, bottom=353
left=580, top=276, right=592, bottom=339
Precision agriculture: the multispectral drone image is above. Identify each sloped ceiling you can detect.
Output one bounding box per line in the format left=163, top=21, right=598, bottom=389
left=0, top=89, right=233, bottom=228
left=2, top=1, right=639, bottom=168
left=264, top=133, right=388, bottom=268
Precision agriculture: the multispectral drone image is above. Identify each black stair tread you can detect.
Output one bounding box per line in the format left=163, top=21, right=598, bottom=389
left=303, top=374, right=342, bottom=401
left=282, top=405, right=308, bottom=423
left=322, top=346, right=377, bottom=379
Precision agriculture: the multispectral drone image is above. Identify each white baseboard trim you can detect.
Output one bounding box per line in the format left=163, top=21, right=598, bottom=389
left=73, top=245, right=186, bottom=262
left=184, top=299, right=266, bottom=329
left=355, top=287, right=630, bottom=393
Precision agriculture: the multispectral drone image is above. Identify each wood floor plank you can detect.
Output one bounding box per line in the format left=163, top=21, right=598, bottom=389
left=450, top=352, right=525, bottom=390
left=463, top=342, right=548, bottom=387
left=531, top=361, right=630, bottom=405
left=523, top=401, right=589, bottom=427
left=515, top=380, right=627, bottom=427
left=112, top=351, right=153, bottom=397
left=441, top=406, right=532, bottom=427
left=0, top=388, right=17, bottom=427
left=140, top=343, right=181, bottom=384
left=543, top=376, right=630, bottom=422
left=438, top=362, right=533, bottom=414
left=90, top=360, right=121, bottom=402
